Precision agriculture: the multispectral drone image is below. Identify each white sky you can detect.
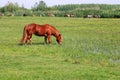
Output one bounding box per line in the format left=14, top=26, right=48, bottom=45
left=0, top=0, right=120, bottom=9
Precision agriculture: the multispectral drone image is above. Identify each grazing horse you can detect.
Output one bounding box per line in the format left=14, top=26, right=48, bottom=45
left=20, top=23, right=62, bottom=45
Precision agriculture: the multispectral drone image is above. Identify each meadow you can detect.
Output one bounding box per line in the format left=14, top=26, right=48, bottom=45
left=0, top=17, right=120, bottom=80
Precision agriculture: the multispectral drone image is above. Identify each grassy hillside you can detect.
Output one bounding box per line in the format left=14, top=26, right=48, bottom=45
left=0, top=17, right=120, bottom=80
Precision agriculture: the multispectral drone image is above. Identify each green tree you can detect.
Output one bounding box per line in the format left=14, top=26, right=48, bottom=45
left=0, top=2, right=19, bottom=13
left=32, top=0, right=47, bottom=11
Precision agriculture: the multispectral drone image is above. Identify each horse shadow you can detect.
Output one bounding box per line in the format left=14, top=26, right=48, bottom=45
left=18, top=42, right=57, bottom=46
left=18, top=42, right=45, bottom=46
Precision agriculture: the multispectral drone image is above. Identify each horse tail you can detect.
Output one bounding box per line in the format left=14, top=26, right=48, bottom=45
left=20, top=25, right=27, bottom=44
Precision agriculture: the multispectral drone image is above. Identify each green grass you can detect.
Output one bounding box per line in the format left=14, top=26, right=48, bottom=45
left=0, top=17, right=120, bottom=80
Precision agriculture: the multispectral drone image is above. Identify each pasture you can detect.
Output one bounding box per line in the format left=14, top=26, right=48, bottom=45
left=0, top=17, right=120, bottom=80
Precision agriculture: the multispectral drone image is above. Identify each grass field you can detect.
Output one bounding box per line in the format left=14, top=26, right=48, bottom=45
left=0, top=17, right=120, bottom=80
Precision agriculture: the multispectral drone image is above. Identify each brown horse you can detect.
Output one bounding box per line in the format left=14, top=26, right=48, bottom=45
left=20, top=23, right=62, bottom=45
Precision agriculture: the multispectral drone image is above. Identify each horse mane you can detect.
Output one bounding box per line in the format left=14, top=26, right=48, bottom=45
left=45, top=24, right=60, bottom=36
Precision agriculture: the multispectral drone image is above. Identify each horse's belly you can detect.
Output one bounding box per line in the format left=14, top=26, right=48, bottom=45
left=34, top=32, right=46, bottom=36
left=34, top=28, right=47, bottom=36
left=34, top=33, right=44, bottom=36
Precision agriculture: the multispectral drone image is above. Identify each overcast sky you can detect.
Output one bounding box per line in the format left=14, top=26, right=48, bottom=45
left=0, top=0, right=120, bottom=9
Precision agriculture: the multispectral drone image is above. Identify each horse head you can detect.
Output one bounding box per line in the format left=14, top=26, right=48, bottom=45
left=56, top=34, right=62, bottom=45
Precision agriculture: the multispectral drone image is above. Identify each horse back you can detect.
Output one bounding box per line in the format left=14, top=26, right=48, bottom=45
left=25, top=23, right=59, bottom=36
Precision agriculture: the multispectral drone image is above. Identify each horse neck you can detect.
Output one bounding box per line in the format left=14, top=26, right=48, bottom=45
left=52, top=30, right=59, bottom=39
left=49, top=25, right=59, bottom=39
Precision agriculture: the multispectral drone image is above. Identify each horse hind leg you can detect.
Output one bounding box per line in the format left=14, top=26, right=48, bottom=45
left=27, top=35, right=32, bottom=45
left=24, top=37, right=28, bottom=45
left=24, top=35, right=32, bottom=45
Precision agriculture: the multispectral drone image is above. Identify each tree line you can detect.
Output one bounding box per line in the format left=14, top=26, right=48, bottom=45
left=0, top=1, right=120, bottom=18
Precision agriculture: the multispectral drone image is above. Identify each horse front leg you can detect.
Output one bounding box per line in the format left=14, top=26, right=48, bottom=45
left=47, top=35, right=51, bottom=44
left=44, top=36, right=47, bottom=44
